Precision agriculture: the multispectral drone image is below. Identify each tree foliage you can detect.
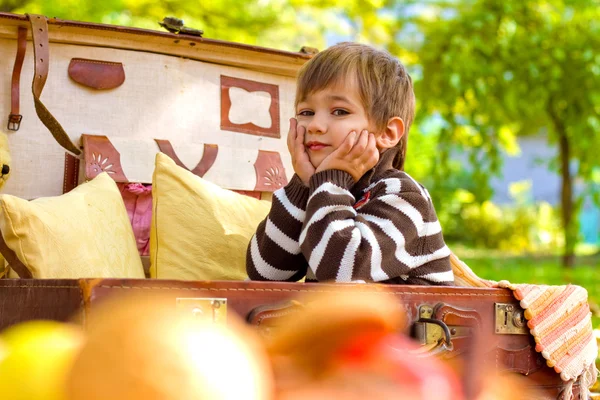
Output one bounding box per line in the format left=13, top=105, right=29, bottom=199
left=0, top=0, right=393, bottom=52
left=411, top=0, right=600, bottom=266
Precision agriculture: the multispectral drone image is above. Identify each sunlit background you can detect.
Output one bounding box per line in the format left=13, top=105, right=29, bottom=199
left=1, top=0, right=599, bottom=324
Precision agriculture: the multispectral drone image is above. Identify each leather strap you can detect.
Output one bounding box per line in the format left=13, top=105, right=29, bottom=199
left=7, top=27, right=27, bottom=131
left=0, top=230, right=32, bottom=279
left=154, top=140, right=218, bottom=177
left=63, top=153, right=80, bottom=193
left=27, top=14, right=81, bottom=155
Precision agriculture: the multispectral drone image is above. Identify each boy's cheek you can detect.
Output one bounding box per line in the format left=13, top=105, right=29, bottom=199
left=296, top=121, right=309, bottom=130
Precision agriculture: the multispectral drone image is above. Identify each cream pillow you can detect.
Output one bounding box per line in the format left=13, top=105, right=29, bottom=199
left=150, top=153, right=271, bottom=280
left=0, top=172, right=145, bottom=279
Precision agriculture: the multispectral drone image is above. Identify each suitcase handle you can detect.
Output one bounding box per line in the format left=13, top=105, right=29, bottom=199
left=408, top=317, right=455, bottom=358
left=246, top=300, right=305, bottom=338
left=414, top=317, right=453, bottom=350
left=411, top=303, right=480, bottom=359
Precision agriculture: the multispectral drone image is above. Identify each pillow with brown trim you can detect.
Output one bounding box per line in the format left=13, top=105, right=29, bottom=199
left=0, top=172, right=145, bottom=279
left=150, top=153, right=271, bottom=280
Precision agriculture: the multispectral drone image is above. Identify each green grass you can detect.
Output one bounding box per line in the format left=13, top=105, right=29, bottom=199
left=451, top=245, right=600, bottom=328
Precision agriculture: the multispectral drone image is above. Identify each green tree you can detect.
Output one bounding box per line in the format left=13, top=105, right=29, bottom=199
left=2, top=0, right=307, bottom=49
left=0, top=0, right=390, bottom=52
left=412, top=0, right=600, bottom=267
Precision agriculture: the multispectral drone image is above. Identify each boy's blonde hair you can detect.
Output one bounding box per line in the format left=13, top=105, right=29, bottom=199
left=295, top=42, right=415, bottom=170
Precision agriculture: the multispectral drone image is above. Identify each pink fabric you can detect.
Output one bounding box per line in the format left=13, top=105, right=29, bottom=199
left=118, top=183, right=152, bottom=256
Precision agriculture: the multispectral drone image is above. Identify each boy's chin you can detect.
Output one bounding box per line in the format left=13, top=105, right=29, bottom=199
left=308, top=158, right=321, bottom=170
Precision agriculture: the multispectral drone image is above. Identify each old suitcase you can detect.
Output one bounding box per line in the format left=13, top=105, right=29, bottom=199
left=0, top=12, right=308, bottom=201
left=0, top=278, right=586, bottom=399
left=0, top=12, right=310, bottom=281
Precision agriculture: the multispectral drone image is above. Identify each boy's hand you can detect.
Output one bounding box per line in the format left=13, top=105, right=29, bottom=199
left=316, top=130, right=379, bottom=182
left=287, top=118, right=315, bottom=186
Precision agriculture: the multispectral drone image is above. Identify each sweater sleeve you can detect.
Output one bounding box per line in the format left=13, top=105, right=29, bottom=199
left=246, top=174, right=309, bottom=281
left=300, top=169, right=454, bottom=285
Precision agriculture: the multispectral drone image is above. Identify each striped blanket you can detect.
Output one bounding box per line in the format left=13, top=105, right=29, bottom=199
left=450, top=253, right=599, bottom=399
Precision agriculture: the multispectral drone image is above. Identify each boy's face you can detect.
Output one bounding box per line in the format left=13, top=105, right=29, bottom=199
left=296, top=79, right=377, bottom=169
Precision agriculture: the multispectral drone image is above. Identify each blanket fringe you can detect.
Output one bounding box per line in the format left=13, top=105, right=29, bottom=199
left=578, top=363, right=599, bottom=400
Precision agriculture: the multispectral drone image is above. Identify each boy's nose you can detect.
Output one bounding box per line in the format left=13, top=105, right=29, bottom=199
left=306, top=117, right=326, bottom=135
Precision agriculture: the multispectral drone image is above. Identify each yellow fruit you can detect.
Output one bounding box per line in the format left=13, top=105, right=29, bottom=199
left=66, top=293, right=273, bottom=400
left=0, top=320, right=84, bottom=400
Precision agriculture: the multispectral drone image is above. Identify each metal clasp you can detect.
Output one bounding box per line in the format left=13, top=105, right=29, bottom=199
left=495, top=303, right=528, bottom=335
left=7, top=114, right=22, bottom=131
left=412, top=305, right=470, bottom=348
left=176, top=297, right=227, bottom=324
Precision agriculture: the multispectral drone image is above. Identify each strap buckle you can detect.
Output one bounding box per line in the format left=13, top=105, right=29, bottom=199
left=7, top=114, right=22, bottom=131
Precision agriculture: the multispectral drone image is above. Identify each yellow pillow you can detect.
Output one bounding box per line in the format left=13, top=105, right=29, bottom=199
left=0, top=172, right=145, bottom=279
left=150, top=153, right=271, bottom=280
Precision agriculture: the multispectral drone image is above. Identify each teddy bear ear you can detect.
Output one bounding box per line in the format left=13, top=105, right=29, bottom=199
left=0, top=133, right=11, bottom=160
left=0, top=133, right=11, bottom=189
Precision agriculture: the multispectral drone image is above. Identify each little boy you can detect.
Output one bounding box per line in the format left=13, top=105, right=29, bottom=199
left=247, top=42, right=453, bottom=285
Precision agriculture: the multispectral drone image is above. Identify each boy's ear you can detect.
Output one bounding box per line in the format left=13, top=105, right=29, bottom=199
left=376, top=117, right=405, bottom=150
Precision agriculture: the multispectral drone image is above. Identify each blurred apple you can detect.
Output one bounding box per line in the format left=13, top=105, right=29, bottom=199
left=267, top=290, right=463, bottom=400
left=0, top=320, right=84, bottom=400
left=66, top=293, right=273, bottom=400
left=0, top=338, right=6, bottom=362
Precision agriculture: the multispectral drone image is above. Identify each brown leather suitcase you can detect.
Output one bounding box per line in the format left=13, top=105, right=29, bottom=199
left=0, top=278, right=583, bottom=399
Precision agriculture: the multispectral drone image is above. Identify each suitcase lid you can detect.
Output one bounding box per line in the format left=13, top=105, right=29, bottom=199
left=0, top=12, right=312, bottom=78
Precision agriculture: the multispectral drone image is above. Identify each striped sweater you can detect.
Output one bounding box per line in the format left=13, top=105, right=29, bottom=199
left=246, top=148, right=454, bottom=285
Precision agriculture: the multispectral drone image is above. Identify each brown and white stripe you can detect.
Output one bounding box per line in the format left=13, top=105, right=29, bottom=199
left=247, top=148, right=453, bottom=286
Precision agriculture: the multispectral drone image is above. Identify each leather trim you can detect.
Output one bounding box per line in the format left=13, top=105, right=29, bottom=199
left=0, top=13, right=312, bottom=61
left=220, top=75, right=280, bottom=138
left=192, top=144, right=218, bottom=177
left=0, top=279, right=83, bottom=331
left=495, top=346, right=544, bottom=375
left=8, top=27, right=27, bottom=131
left=0, top=229, right=32, bottom=278
left=434, top=303, right=482, bottom=328
left=253, top=150, right=287, bottom=192
left=140, top=256, right=150, bottom=278
left=68, top=58, right=125, bottom=90
left=28, top=15, right=49, bottom=97
left=81, top=134, right=128, bottom=182
left=63, top=153, right=80, bottom=193
left=27, top=14, right=81, bottom=155
left=154, top=140, right=218, bottom=177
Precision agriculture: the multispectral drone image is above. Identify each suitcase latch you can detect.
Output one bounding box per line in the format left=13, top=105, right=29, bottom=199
left=176, top=298, right=227, bottom=324
left=495, top=303, right=528, bottom=335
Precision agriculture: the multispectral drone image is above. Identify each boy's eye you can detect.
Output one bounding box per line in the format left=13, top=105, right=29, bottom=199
left=332, top=109, right=350, bottom=116
left=297, top=110, right=314, bottom=117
